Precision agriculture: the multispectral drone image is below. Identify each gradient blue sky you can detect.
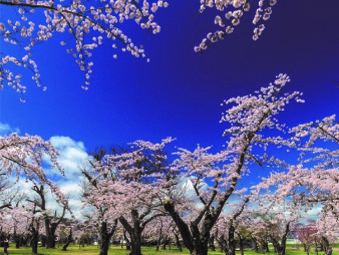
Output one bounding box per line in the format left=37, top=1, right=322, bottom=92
left=1, top=0, right=339, bottom=155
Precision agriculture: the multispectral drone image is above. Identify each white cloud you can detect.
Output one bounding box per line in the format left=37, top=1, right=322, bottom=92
left=0, top=122, right=20, bottom=137
left=49, top=136, right=86, bottom=151
left=61, top=182, right=82, bottom=195
left=47, top=136, right=90, bottom=219
left=49, top=135, right=89, bottom=181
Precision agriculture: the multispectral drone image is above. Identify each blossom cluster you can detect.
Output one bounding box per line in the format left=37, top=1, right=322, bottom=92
left=194, top=0, right=278, bottom=52
left=0, top=0, right=168, bottom=96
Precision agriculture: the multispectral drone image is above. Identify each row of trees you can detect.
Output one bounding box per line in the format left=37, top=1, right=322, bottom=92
left=0, top=199, right=335, bottom=255
left=0, top=74, right=337, bottom=255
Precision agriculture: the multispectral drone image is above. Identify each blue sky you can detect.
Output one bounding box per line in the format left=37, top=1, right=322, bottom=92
left=1, top=0, right=339, bottom=155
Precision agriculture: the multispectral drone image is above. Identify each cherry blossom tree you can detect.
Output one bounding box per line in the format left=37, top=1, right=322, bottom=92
left=314, top=210, right=338, bottom=255
left=0, top=201, right=42, bottom=254
left=0, top=0, right=168, bottom=95
left=213, top=197, right=250, bottom=255
left=26, top=183, right=71, bottom=249
left=245, top=215, right=270, bottom=253
left=0, top=133, right=67, bottom=253
left=60, top=226, right=73, bottom=251
left=0, top=132, right=73, bottom=250
left=0, top=131, right=71, bottom=231
left=55, top=219, right=81, bottom=251
left=254, top=114, right=339, bottom=226
left=27, top=203, right=42, bottom=255
left=81, top=162, right=119, bottom=255
left=0, top=206, right=30, bottom=248
left=163, top=73, right=304, bottom=255
left=294, top=223, right=317, bottom=255
left=291, top=114, right=339, bottom=169
left=251, top=185, right=305, bottom=255
left=82, top=138, right=174, bottom=255
left=72, top=221, right=98, bottom=248
left=235, top=220, right=254, bottom=255
left=0, top=177, right=28, bottom=211
left=142, top=216, right=173, bottom=251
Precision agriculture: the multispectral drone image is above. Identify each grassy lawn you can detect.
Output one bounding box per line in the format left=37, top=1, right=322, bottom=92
left=3, top=244, right=335, bottom=255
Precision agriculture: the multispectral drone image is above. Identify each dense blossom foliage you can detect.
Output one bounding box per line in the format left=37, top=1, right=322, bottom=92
left=0, top=0, right=168, bottom=95
left=83, top=137, right=173, bottom=219
left=254, top=114, right=339, bottom=215
left=0, top=133, right=66, bottom=198
left=0, top=133, right=74, bottom=222
left=81, top=138, right=174, bottom=255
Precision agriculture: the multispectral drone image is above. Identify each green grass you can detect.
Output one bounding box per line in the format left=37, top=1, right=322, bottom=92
left=3, top=244, right=336, bottom=255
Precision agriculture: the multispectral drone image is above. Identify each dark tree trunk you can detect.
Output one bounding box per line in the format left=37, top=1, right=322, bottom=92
left=225, top=224, right=236, bottom=255
left=98, top=220, right=118, bottom=255
left=22, top=234, right=30, bottom=247
left=41, top=235, right=46, bottom=247
left=191, top=241, right=209, bottom=255
left=269, top=222, right=290, bottom=255
left=129, top=231, right=142, bottom=255
left=62, top=229, right=73, bottom=251
left=31, top=226, right=39, bottom=254
left=29, top=218, right=40, bottom=255
left=45, top=219, right=58, bottom=249
left=218, top=235, right=226, bottom=253
left=156, top=226, right=162, bottom=251
left=251, top=236, right=259, bottom=253
left=237, top=233, right=245, bottom=255
left=123, top=230, right=131, bottom=251
left=270, top=237, right=282, bottom=255
left=174, top=233, right=182, bottom=252
left=14, top=232, right=21, bottom=248
left=164, top=201, right=213, bottom=255
left=263, top=239, right=270, bottom=253
left=45, top=234, right=56, bottom=248
left=322, top=236, right=332, bottom=255
left=119, top=213, right=144, bottom=255
left=99, top=222, right=110, bottom=255
left=99, top=239, right=110, bottom=255
left=209, top=234, right=216, bottom=251
left=259, top=241, right=265, bottom=254
left=190, top=219, right=210, bottom=255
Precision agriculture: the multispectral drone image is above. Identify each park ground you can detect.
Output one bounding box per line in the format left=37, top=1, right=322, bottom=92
left=3, top=244, right=339, bottom=255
